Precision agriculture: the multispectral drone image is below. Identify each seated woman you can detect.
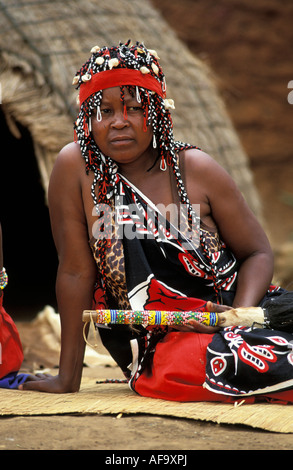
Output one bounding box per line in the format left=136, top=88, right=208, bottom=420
left=21, top=41, right=293, bottom=403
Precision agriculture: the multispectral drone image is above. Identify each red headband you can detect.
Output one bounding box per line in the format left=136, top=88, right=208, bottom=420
left=79, top=68, right=166, bottom=105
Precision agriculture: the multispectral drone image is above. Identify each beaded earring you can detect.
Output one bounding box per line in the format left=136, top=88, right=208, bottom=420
left=96, top=106, right=102, bottom=122
left=160, top=155, right=167, bottom=171
left=136, top=86, right=141, bottom=103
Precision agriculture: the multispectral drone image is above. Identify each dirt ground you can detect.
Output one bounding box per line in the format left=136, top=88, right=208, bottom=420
left=1, top=0, right=293, bottom=454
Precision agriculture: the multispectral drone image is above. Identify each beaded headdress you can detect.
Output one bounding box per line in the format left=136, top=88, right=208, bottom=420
left=72, top=41, right=191, bottom=203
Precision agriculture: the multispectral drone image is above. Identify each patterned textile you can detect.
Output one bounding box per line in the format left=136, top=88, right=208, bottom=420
left=111, top=173, right=239, bottom=308
left=205, top=326, right=293, bottom=397
left=91, top=172, right=293, bottom=400
left=92, top=171, right=238, bottom=377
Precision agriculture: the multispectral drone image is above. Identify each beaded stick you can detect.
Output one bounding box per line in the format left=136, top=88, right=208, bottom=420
left=83, top=309, right=219, bottom=327
left=82, top=306, right=266, bottom=328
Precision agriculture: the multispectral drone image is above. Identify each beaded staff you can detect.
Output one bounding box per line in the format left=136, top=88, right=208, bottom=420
left=82, top=307, right=267, bottom=329
left=83, top=309, right=218, bottom=327
left=82, top=306, right=284, bottom=350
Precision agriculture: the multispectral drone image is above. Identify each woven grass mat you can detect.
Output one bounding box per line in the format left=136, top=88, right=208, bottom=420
left=1, top=377, right=293, bottom=434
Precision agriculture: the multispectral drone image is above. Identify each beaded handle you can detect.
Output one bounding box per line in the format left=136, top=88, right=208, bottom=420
left=82, top=309, right=219, bottom=327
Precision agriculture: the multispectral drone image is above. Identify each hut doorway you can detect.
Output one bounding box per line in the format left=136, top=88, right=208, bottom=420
left=1, top=106, right=58, bottom=319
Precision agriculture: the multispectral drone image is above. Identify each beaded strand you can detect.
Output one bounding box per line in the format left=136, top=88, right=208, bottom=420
left=0, top=267, right=8, bottom=290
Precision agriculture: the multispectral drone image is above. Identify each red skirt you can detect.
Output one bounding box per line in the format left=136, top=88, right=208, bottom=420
left=131, top=330, right=293, bottom=404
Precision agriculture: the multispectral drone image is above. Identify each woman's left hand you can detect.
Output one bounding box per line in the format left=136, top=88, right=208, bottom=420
left=171, top=301, right=232, bottom=334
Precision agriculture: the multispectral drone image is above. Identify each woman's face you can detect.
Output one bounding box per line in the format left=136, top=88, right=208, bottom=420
left=91, top=87, right=155, bottom=170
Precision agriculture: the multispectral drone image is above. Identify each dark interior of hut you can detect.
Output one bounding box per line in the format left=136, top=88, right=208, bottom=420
left=1, top=106, right=58, bottom=319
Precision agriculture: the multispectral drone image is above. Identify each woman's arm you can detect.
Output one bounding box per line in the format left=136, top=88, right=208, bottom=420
left=185, top=149, right=274, bottom=308
left=22, top=143, right=97, bottom=392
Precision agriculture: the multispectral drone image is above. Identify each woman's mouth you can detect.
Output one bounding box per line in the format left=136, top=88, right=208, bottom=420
left=110, top=136, right=133, bottom=145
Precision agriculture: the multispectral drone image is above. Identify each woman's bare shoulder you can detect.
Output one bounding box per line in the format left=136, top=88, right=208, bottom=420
left=182, top=148, right=226, bottom=173
left=182, top=147, right=236, bottom=188
left=49, top=142, right=85, bottom=199
left=55, top=142, right=83, bottom=167
left=49, top=142, right=86, bottom=186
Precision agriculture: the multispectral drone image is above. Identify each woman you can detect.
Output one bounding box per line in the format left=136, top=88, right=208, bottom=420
left=21, top=41, right=293, bottom=402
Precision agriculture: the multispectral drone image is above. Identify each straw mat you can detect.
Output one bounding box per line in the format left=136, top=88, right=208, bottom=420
left=1, top=377, right=293, bottom=434
left=5, top=309, right=293, bottom=434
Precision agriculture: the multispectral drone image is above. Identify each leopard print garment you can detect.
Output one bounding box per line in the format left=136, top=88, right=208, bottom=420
left=90, top=197, right=130, bottom=309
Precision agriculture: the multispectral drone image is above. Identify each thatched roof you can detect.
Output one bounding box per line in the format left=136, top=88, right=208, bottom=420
left=0, top=0, right=262, bottom=218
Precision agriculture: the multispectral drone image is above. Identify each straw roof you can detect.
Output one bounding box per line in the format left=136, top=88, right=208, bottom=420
left=0, top=0, right=262, bottom=218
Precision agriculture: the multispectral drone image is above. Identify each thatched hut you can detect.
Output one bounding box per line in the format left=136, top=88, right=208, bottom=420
left=0, top=0, right=263, bottom=314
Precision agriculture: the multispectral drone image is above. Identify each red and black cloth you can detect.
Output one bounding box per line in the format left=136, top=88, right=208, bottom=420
left=205, top=326, right=293, bottom=398
left=96, top=175, right=293, bottom=402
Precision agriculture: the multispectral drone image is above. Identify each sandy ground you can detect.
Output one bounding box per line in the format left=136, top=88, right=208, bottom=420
left=0, top=317, right=292, bottom=452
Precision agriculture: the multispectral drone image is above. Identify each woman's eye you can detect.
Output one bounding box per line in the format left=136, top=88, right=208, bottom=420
left=128, top=106, right=142, bottom=112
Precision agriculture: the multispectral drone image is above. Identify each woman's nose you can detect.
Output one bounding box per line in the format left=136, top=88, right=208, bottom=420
left=111, top=109, right=129, bottom=128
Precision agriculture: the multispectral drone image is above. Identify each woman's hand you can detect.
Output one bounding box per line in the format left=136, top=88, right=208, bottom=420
left=206, top=301, right=232, bottom=313
left=172, top=301, right=232, bottom=334
left=19, top=373, right=80, bottom=394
